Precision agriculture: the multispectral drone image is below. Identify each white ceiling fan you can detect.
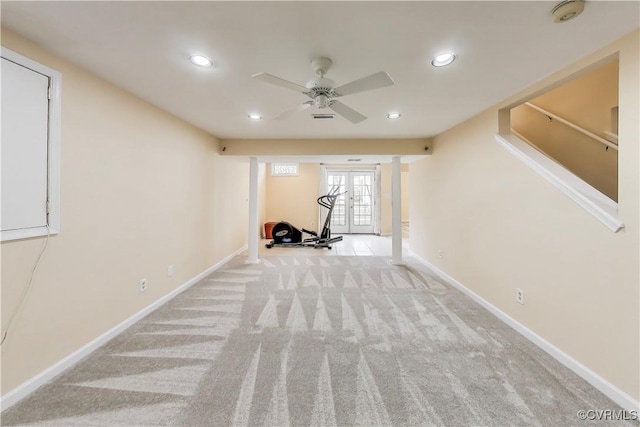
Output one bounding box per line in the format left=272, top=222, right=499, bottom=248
left=252, top=57, right=395, bottom=124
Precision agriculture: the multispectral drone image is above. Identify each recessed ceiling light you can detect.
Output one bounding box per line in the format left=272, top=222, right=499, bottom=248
left=248, top=113, right=262, bottom=120
left=387, top=112, right=401, bottom=119
left=431, top=53, right=456, bottom=67
left=189, top=55, right=213, bottom=67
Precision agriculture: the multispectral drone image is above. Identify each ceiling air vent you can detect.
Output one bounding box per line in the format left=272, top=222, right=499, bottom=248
left=312, top=113, right=335, bottom=119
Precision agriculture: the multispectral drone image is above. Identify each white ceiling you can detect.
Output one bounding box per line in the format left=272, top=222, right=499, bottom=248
left=2, top=1, right=638, bottom=141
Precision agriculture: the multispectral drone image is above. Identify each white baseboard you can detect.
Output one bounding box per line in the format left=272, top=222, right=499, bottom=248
left=410, top=253, right=640, bottom=414
left=0, top=244, right=248, bottom=411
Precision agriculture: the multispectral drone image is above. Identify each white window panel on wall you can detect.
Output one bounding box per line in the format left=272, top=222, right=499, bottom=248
left=1, top=58, right=49, bottom=231
left=1, top=47, right=61, bottom=241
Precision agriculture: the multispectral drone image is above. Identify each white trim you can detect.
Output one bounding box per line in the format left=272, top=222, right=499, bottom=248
left=495, top=133, right=623, bottom=232
left=247, top=157, right=259, bottom=263
left=375, top=165, right=382, bottom=235
left=410, top=253, right=640, bottom=414
left=391, top=156, right=402, bottom=264
left=1, top=47, right=62, bottom=242
left=319, top=165, right=328, bottom=231
left=1, top=227, right=55, bottom=242
left=0, top=244, right=247, bottom=411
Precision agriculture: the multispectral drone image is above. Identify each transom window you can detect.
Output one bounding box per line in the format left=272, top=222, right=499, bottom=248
left=271, top=163, right=299, bottom=176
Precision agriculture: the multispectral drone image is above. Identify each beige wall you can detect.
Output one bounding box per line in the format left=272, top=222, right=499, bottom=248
left=526, top=60, right=619, bottom=137
left=1, top=30, right=249, bottom=395
left=511, top=61, right=619, bottom=200
left=265, top=163, right=322, bottom=232
left=380, top=164, right=392, bottom=235
left=409, top=30, right=639, bottom=401
left=258, top=163, right=267, bottom=237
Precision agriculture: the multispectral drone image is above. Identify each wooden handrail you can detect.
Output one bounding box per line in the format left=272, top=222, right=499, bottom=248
left=524, top=102, right=618, bottom=151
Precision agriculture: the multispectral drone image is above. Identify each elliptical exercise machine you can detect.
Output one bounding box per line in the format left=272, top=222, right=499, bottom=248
left=266, top=186, right=345, bottom=249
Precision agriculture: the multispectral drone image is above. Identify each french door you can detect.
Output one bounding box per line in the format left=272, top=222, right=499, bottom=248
left=327, top=171, right=376, bottom=234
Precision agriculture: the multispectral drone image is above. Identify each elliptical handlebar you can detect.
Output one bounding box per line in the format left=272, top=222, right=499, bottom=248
left=317, top=186, right=347, bottom=209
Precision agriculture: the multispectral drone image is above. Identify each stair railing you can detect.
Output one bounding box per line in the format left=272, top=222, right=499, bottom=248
left=523, top=102, right=618, bottom=151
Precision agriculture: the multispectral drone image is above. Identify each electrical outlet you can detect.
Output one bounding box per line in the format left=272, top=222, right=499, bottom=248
left=516, top=288, right=524, bottom=304
left=437, top=250, right=444, bottom=259
left=167, top=265, right=173, bottom=277
left=139, top=278, right=147, bottom=293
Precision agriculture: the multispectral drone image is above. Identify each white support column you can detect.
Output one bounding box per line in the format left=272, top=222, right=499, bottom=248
left=391, top=156, right=403, bottom=265
left=246, top=157, right=260, bottom=264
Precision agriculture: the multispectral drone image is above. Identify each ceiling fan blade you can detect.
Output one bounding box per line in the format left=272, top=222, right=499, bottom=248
left=329, top=101, right=367, bottom=124
left=333, top=71, right=394, bottom=97
left=274, top=101, right=313, bottom=120
left=252, top=72, right=308, bottom=93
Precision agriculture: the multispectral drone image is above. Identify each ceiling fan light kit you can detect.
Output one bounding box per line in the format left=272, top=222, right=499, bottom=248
left=252, top=56, right=395, bottom=124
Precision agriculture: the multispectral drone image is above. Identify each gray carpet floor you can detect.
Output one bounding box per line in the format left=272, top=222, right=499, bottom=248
left=1, top=255, right=631, bottom=426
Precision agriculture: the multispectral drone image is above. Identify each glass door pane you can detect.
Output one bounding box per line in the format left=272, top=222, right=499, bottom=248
left=327, top=172, right=348, bottom=234
left=349, top=172, right=375, bottom=233
left=326, top=170, right=376, bottom=234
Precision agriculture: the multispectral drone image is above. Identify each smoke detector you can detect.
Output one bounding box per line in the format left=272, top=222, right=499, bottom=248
left=551, top=0, right=585, bottom=23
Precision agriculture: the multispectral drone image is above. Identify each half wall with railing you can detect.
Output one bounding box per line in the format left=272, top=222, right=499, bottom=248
left=510, top=59, right=619, bottom=202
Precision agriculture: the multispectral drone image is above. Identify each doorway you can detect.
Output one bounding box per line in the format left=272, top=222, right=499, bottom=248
left=326, top=170, right=376, bottom=234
